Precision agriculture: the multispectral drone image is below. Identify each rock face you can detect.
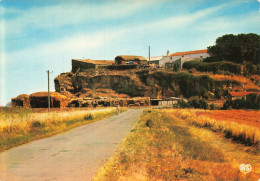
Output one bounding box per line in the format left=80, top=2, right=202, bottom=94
left=54, top=69, right=241, bottom=101
left=54, top=69, right=153, bottom=98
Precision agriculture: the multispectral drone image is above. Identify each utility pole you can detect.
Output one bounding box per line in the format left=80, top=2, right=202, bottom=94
left=47, top=70, right=53, bottom=112
left=108, top=75, right=111, bottom=107
left=109, top=87, right=111, bottom=107
left=92, top=80, right=95, bottom=108
left=148, top=46, right=150, bottom=65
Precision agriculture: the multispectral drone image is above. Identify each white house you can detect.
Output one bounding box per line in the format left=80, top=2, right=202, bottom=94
left=159, top=49, right=209, bottom=67
left=146, top=56, right=163, bottom=65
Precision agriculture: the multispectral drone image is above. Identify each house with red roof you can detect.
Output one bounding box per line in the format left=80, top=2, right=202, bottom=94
left=159, top=49, right=209, bottom=68
left=227, top=92, right=260, bottom=101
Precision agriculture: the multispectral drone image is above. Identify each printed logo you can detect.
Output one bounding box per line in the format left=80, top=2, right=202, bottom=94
left=239, top=164, right=252, bottom=174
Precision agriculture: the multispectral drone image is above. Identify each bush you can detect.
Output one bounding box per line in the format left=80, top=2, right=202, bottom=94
left=177, top=98, right=208, bottom=109
left=232, top=98, right=246, bottom=109
left=209, top=103, right=215, bottom=110
left=31, top=121, right=45, bottom=128
left=173, top=63, right=180, bottom=72
left=243, top=63, right=260, bottom=76
left=214, top=88, right=222, bottom=99
left=188, top=98, right=208, bottom=109
left=177, top=99, right=190, bottom=108
left=222, top=100, right=233, bottom=110
left=84, top=114, right=93, bottom=120
left=222, top=94, right=260, bottom=110
left=246, top=93, right=260, bottom=109
left=183, top=61, right=242, bottom=75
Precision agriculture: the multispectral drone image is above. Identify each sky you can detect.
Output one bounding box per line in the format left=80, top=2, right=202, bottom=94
left=0, top=0, right=260, bottom=106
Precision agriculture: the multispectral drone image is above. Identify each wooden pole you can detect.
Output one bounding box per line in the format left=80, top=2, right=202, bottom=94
left=92, top=81, right=95, bottom=108
left=47, top=70, right=53, bottom=112
left=149, top=46, right=150, bottom=65
left=47, top=70, right=50, bottom=112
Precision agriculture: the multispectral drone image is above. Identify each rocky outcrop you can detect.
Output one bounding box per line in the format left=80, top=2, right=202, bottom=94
left=55, top=69, right=153, bottom=98
left=54, top=69, right=243, bottom=101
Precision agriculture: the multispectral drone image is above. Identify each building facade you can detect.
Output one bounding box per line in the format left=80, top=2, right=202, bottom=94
left=159, top=49, right=209, bottom=67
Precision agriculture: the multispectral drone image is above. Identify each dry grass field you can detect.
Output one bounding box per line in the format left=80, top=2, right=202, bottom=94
left=179, top=109, right=260, bottom=147
left=195, top=72, right=260, bottom=91
left=0, top=107, right=118, bottom=152
left=93, top=109, right=259, bottom=181
left=195, top=110, right=260, bottom=128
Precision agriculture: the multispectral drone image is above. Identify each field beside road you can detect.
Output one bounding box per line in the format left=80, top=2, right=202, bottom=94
left=0, top=107, right=119, bottom=152
left=93, top=108, right=260, bottom=181
left=195, top=109, right=260, bottom=128
left=0, top=108, right=142, bottom=181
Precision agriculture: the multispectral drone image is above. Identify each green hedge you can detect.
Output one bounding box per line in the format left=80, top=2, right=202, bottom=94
left=183, top=60, right=242, bottom=75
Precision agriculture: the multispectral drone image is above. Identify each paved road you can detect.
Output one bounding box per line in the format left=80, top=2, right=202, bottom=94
left=0, top=109, right=143, bottom=181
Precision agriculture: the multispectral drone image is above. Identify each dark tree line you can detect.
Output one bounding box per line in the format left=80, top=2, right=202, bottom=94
left=206, top=33, right=260, bottom=65
left=222, top=93, right=260, bottom=110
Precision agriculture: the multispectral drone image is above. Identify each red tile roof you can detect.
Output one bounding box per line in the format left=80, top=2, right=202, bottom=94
left=170, top=49, right=207, bottom=57
left=229, top=92, right=260, bottom=97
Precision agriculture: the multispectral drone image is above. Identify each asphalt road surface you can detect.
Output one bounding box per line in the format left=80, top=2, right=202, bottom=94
left=0, top=108, right=143, bottom=181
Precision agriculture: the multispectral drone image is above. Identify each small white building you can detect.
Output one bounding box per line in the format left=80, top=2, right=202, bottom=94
left=159, top=49, right=209, bottom=67
left=145, top=56, right=164, bottom=66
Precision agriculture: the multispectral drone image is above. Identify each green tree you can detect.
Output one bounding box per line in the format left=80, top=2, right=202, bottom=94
left=246, top=93, right=259, bottom=109
left=214, top=88, right=222, bottom=99
left=207, top=33, right=260, bottom=65
left=173, top=63, right=180, bottom=72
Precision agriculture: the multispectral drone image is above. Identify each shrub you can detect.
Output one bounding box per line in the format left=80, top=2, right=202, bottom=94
left=222, top=100, right=232, bottom=110
left=214, top=88, right=222, bottom=99
left=243, top=63, right=260, bottom=76
left=246, top=93, right=260, bottom=109
left=84, top=114, right=93, bottom=120
left=177, top=98, right=208, bottom=109
left=232, top=98, right=246, bottom=109
left=177, top=99, right=190, bottom=108
left=188, top=98, right=208, bottom=109
left=183, top=61, right=242, bottom=75
left=31, top=121, right=45, bottom=128
left=173, top=63, right=180, bottom=72
left=209, top=103, right=215, bottom=110
left=222, top=95, right=260, bottom=110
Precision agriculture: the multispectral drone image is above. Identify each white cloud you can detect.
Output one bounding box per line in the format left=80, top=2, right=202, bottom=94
left=3, top=3, right=226, bottom=65
left=193, top=11, right=260, bottom=32
left=127, top=4, right=225, bottom=33
left=3, top=3, right=224, bottom=61
left=1, top=0, right=158, bottom=38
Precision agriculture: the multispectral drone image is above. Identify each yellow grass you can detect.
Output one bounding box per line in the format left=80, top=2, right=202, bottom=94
left=170, top=109, right=260, bottom=147
left=0, top=108, right=114, bottom=134
left=0, top=107, right=118, bottom=152
left=94, top=109, right=259, bottom=180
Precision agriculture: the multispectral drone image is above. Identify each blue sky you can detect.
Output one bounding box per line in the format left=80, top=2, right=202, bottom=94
left=0, top=0, right=260, bottom=106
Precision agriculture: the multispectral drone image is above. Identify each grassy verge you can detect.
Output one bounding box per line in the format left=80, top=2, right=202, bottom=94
left=0, top=107, right=123, bottom=152
left=93, top=109, right=259, bottom=180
